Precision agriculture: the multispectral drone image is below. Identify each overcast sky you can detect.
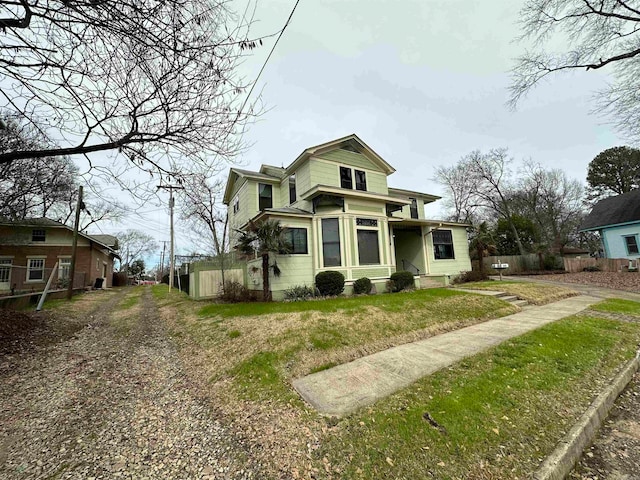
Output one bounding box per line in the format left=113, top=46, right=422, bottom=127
left=95, top=0, right=627, bottom=266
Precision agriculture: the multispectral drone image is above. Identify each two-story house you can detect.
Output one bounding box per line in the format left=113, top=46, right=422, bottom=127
left=223, top=134, right=471, bottom=299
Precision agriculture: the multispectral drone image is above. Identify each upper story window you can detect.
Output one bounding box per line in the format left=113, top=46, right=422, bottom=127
left=433, top=229, right=455, bottom=260
left=289, top=175, right=296, bottom=204
left=232, top=197, right=240, bottom=214
left=340, top=167, right=352, bottom=189
left=340, top=166, right=367, bottom=192
left=355, top=170, right=367, bottom=191
left=409, top=198, right=418, bottom=219
left=258, top=183, right=272, bottom=210
left=625, top=235, right=639, bottom=255
left=32, top=229, right=46, bottom=242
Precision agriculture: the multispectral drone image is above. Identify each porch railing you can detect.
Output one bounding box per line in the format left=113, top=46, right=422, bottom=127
left=401, top=259, right=420, bottom=275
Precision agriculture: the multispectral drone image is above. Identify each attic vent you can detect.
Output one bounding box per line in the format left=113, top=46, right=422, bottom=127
left=340, top=140, right=361, bottom=153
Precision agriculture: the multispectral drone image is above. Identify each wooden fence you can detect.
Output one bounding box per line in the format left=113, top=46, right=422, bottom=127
left=475, top=254, right=541, bottom=274
left=563, top=257, right=637, bottom=273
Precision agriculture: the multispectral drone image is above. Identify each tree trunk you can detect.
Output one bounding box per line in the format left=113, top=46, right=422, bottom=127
left=477, top=244, right=485, bottom=272
left=262, top=253, right=271, bottom=302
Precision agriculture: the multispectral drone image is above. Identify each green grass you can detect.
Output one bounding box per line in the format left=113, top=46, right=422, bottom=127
left=200, top=288, right=482, bottom=318
left=590, top=298, right=640, bottom=316
left=317, top=315, right=640, bottom=479
left=118, top=294, right=139, bottom=310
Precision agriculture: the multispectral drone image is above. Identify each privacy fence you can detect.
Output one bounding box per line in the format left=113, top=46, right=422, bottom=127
left=563, top=257, right=637, bottom=273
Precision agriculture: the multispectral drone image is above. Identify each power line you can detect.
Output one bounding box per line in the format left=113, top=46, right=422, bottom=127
left=236, top=0, right=301, bottom=119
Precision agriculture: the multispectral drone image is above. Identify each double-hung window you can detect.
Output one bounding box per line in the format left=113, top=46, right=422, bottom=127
left=357, top=230, right=380, bottom=265
left=27, top=258, right=45, bottom=281
left=355, top=170, right=367, bottom=191
left=258, top=183, right=273, bottom=210
left=322, top=218, right=341, bottom=267
left=289, top=176, right=296, bottom=204
left=58, top=258, right=71, bottom=280
left=625, top=235, right=639, bottom=255
left=340, top=167, right=352, bottom=189
left=433, top=230, right=455, bottom=260
left=409, top=198, right=418, bottom=219
left=283, top=228, right=308, bottom=254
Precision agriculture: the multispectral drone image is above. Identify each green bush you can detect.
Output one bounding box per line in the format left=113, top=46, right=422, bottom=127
left=543, top=254, right=563, bottom=270
left=353, top=277, right=372, bottom=295
left=389, top=270, right=415, bottom=292
left=452, top=270, right=489, bottom=284
left=315, top=271, right=345, bottom=296
left=283, top=284, right=315, bottom=301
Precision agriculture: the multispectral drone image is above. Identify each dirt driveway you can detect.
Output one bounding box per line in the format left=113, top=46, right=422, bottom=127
left=0, top=288, right=260, bottom=479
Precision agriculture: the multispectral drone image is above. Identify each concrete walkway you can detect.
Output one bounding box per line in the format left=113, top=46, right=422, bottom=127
left=293, top=295, right=600, bottom=417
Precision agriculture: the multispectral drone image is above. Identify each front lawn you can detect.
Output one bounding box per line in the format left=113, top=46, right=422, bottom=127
left=590, top=298, right=640, bottom=316
left=186, top=288, right=517, bottom=387
left=457, top=280, right=578, bottom=305
left=153, top=286, right=640, bottom=479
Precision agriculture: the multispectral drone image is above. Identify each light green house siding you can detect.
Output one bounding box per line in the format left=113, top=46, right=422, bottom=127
left=318, top=149, right=378, bottom=171
left=394, top=197, right=426, bottom=220
left=424, top=226, right=471, bottom=276
left=394, top=229, right=425, bottom=273
left=308, top=152, right=389, bottom=195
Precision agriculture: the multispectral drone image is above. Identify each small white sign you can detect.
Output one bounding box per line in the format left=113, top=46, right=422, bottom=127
left=491, top=263, right=509, bottom=269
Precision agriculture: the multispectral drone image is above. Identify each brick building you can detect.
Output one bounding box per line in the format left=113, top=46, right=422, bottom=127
left=0, top=218, right=119, bottom=293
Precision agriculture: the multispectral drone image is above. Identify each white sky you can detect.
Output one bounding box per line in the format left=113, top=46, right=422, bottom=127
left=84, top=0, right=627, bottom=266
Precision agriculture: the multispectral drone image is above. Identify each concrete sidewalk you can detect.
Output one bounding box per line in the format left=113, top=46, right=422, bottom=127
left=293, top=295, right=600, bottom=417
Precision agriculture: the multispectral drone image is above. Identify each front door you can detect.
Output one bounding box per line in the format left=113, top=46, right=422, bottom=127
left=0, top=259, right=12, bottom=291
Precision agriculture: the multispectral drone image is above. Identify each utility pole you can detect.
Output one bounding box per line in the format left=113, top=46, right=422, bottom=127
left=157, top=185, right=184, bottom=291
left=67, top=186, right=83, bottom=300
left=159, top=241, right=168, bottom=282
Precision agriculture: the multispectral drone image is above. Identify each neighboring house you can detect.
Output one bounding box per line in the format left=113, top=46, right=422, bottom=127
left=579, top=189, right=640, bottom=260
left=0, top=218, right=119, bottom=293
left=222, top=134, right=471, bottom=299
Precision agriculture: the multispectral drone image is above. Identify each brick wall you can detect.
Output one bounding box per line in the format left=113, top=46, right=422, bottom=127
left=0, top=226, right=115, bottom=292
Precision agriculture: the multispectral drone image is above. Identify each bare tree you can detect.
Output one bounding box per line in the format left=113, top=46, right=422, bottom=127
left=115, top=230, right=158, bottom=272
left=433, top=162, right=478, bottom=223
left=180, top=175, right=230, bottom=286
left=0, top=0, right=265, bottom=184
left=517, top=162, right=585, bottom=252
left=510, top=0, right=640, bottom=140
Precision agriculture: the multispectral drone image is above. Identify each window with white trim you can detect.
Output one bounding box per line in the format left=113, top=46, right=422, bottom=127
left=357, top=229, right=380, bottom=265
left=433, top=230, right=455, bottom=260
left=322, top=218, right=341, bottom=267
left=58, top=258, right=71, bottom=280
left=27, top=258, right=45, bottom=281
left=258, top=183, right=272, bottom=210
left=283, top=228, right=308, bottom=254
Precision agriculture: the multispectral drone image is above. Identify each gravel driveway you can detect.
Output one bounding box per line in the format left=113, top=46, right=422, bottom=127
left=0, top=288, right=261, bottom=479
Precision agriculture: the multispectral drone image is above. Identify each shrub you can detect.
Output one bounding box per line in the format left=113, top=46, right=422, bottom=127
left=353, top=277, right=372, bottom=295
left=219, top=281, right=258, bottom=303
left=315, top=271, right=345, bottom=296
left=583, top=265, right=601, bottom=272
left=389, top=270, right=415, bottom=292
left=543, top=254, right=563, bottom=270
left=283, top=284, right=315, bottom=301
left=452, top=270, right=489, bottom=284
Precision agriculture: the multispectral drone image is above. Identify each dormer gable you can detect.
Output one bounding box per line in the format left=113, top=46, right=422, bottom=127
left=285, top=134, right=395, bottom=177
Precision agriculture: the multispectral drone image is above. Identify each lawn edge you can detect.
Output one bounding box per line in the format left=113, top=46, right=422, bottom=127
left=533, top=350, right=640, bottom=480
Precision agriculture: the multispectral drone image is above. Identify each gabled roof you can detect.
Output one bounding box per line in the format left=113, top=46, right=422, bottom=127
left=285, top=134, right=396, bottom=175
left=223, top=168, right=281, bottom=204
left=0, top=217, right=120, bottom=256
left=580, top=189, right=640, bottom=231
left=388, top=187, right=441, bottom=203
left=88, top=234, right=118, bottom=247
